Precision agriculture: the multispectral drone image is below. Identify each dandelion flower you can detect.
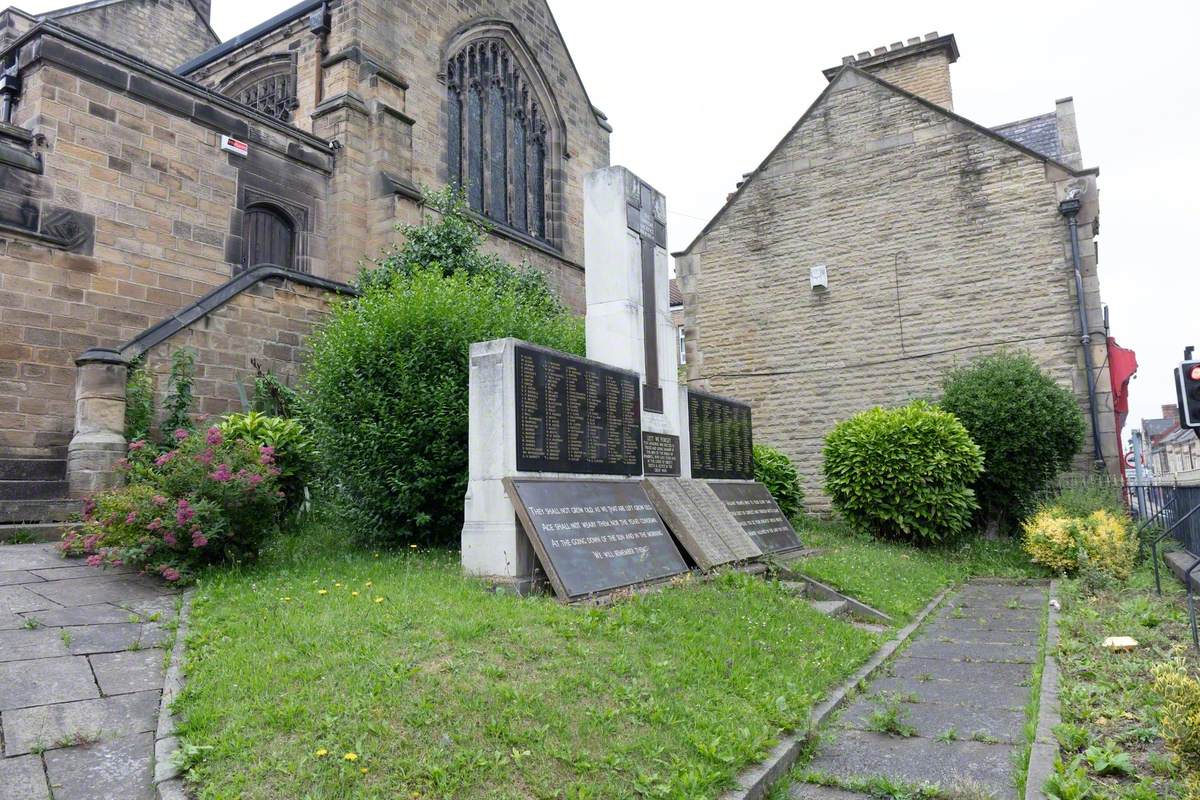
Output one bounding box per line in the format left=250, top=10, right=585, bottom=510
left=360, top=767, right=368, bottom=774
left=374, top=597, right=384, bottom=604
left=343, top=752, right=358, bottom=762
left=334, top=582, right=343, bottom=588
left=365, top=581, right=373, bottom=587
left=409, top=544, right=417, bottom=549
left=314, top=748, right=328, bottom=758
left=373, top=553, right=379, bottom=558
left=282, top=597, right=292, bottom=602
left=351, top=591, right=359, bottom=597
left=317, top=589, right=328, bottom=596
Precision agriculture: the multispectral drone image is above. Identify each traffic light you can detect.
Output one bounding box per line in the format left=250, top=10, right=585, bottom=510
left=1175, top=360, right=1200, bottom=429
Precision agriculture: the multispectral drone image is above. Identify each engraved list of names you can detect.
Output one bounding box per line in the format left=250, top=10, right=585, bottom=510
left=515, top=345, right=642, bottom=475
left=688, top=389, right=754, bottom=480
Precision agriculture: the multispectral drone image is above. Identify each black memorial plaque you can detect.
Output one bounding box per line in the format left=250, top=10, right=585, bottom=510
left=504, top=478, right=689, bottom=600
left=688, top=389, right=754, bottom=480
left=708, top=481, right=803, bottom=555
left=641, top=432, right=680, bottom=477
left=515, top=345, right=641, bottom=475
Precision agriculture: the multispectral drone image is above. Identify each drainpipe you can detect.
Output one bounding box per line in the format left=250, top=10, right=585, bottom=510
left=309, top=1, right=331, bottom=107
left=0, top=56, right=19, bottom=125
left=1060, top=195, right=1105, bottom=470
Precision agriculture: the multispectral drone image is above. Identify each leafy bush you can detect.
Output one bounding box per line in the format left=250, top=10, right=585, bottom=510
left=1021, top=507, right=1135, bottom=579
left=822, top=400, right=984, bottom=545
left=163, top=348, right=197, bottom=434
left=1051, top=477, right=1127, bottom=519
left=752, top=444, right=804, bottom=520
left=218, top=411, right=316, bottom=511
left=124, top=359, right=155, bottom=443
left=304, top=242, right=583, bottom=545
left=1154, top=660, right=1200, bottom=798
left=940, top=352, right=1086, bottom=531
left=63, top=426, right=282, bottom=581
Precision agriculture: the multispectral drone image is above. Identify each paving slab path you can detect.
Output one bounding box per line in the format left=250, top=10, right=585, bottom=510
left=791, top=580, right=1048, bottom=800
left=0, top=544, right=178, bottom=800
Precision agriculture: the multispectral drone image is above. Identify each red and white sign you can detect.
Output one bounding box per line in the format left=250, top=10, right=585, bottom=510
left=220, top=135, right=248, bottom=157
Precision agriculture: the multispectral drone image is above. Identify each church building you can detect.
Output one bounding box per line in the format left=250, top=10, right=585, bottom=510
left=0, top=0, right=610, bottom=520
left=674, top=33, right=1121, bottom=508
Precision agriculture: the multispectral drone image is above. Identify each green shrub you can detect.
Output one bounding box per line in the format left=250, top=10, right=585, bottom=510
left=1021, top=507, right=1135, bottom=580
left=63, top=425, right=282, bottom=582
left=940, top=352, right=1085, bottom=532
left=304, top=259, right=583, bottom=545
left=163, top=348, right=197, bottom=435
left=1153, top=660, right=1200, bottom=797
left=218, top=411, right=316, bottom=511
left=1051, top=477, right=1126, bottom=519
left=822, top=401, right=984, bottom=545
left=752, top=444, right=804, bottom=520
left=124, top=359, right=155, bottom=444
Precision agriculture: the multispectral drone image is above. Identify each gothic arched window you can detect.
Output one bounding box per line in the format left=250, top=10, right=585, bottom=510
left=219, top=55, right=298, bottom=123
left=445, top=30, right=561, bottom=247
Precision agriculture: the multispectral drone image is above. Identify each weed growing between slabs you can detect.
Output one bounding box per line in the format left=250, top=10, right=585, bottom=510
left=175, top=519, right=884, bottom=800
left=1049, top=565, right=1198, bottom=799
left=795, top=517, right=1045, bottom=622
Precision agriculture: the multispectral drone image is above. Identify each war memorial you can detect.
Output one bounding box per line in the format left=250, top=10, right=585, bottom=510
left=462, top=166, right=802, bottom=600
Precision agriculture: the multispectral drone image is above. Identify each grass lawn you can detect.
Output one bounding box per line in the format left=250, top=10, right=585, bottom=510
left=794, top=517, right=1045, bottom=622
left=1048, top=561, right=1199, bottom=799
left=174, top=516, right=1049, bottom=799
left=176, top=520, right=888, bottom=800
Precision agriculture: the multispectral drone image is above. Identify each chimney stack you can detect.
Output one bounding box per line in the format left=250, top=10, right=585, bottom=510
left=824, top=32, right=959, bottom=110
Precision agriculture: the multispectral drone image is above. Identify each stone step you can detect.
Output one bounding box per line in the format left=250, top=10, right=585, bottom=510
left=1165, top=549, right=1200, bottom=593
left=0, top=522, right=71, bottom=543
left=811, top=599, right=849, bottom=617
left=0, top=459, right=66, bottom=481
left=0, top=498, right=80, bottom=524
left=780, top=580, right=809, bottom=597
left=0, top=480, right=71, bottom=501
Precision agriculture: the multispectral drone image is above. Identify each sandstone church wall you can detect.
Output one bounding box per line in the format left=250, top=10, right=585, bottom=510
left=135, top=277, right=337, bottom=423
left=677, top=69, right=1111, bottom=508
left=0, top=33, right=339, bottom=460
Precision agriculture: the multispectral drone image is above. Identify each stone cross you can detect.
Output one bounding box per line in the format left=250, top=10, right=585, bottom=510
left=625, top=177, right=667, bottom=413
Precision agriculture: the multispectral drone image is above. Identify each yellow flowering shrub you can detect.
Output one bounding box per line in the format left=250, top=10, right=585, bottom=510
left=1021, top=507, right=1134, bottom=579
left=1153, top=661, right=1200, bottom=798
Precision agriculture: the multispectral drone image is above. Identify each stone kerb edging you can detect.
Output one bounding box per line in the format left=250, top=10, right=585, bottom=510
left=720, top=584, right=954, bottom=800
left=1024, top=579, right=1063, bottom=800
left=154, top=588, right=196, bottom=800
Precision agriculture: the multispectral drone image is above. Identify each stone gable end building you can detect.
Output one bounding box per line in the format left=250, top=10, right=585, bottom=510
left=0, top=0, right=609, bottom=521
left=675, top=33, right=1117, bottom=509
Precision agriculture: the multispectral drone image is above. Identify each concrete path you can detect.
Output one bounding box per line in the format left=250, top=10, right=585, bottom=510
left=792, top=581, right=1048, bottom=799
left=0, top=544, right=178, bottom=800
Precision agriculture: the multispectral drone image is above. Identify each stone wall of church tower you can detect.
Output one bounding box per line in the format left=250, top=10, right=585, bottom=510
left=185, top=0, right=608, bottom=313
left=50, top=0, right=217, bottom=70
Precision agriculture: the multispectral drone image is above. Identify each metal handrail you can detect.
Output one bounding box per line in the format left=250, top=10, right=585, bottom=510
left=1150, top=499, right=1200, bottom=596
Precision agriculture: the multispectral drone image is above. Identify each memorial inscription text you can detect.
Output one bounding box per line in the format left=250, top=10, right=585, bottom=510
left=688, top=389, right=754, bottom=480
left=515, top=345, right=641, bottom=475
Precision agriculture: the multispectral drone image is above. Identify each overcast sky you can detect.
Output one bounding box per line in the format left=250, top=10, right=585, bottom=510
left=23, top=0, right=1200, bottom=442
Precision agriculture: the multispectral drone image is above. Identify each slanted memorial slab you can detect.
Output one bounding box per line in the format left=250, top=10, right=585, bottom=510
left=708, top=481, right=803, bottom=555
left=643, top=478, right=760, bottom=569
left=503, top=478, right=688, bottom=600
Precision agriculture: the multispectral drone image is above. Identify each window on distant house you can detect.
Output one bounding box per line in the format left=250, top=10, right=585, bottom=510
left=445, top=30, right=562, bottom=248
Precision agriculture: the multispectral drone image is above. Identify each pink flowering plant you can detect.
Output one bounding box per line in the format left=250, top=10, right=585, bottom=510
left=63, top=426, right=282, bottom=582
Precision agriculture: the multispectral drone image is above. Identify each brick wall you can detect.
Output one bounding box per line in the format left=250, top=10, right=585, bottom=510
left=677, top=68, right=1112, bottom=508
left=50, top=0, right=216, bottom=70
left=0, top=37, right=337, bottom=460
